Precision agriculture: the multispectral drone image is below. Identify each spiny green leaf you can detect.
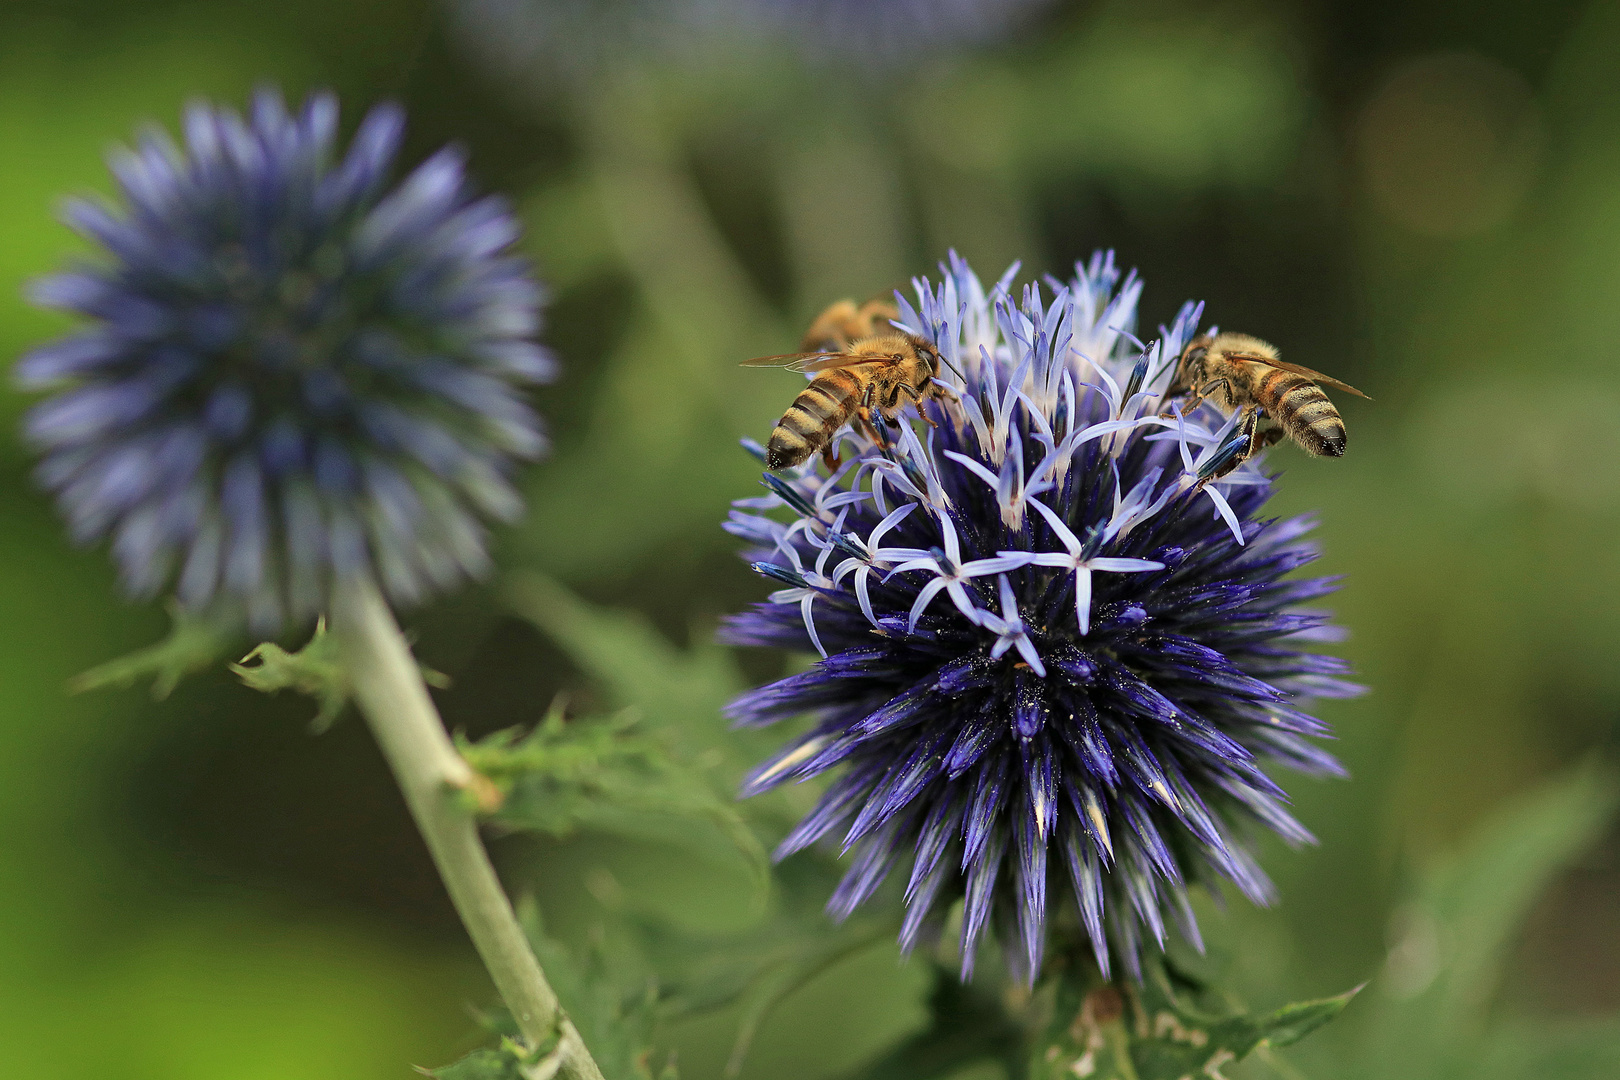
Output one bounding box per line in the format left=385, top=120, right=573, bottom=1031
left=230, top=619, right=449, bottom=731
left=461, top=702, right=767, bottom=888
left=1029, top=963, right=1137, bottom=1080
left=70, top=602, right=235, bottom=699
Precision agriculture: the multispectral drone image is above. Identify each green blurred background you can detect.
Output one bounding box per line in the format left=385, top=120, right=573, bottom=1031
left=2, top=0, right=1618, bottom=1076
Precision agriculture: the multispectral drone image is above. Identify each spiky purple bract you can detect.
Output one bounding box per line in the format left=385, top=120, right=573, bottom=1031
left=17, top=89, right=553, bottom=633
left=722, top=253, right=1360, bottom=983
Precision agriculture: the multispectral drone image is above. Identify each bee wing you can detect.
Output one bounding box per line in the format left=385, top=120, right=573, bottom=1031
left=740, top=351, right=884, bottom=373
left=1231, top=354, right=1372, bottom=399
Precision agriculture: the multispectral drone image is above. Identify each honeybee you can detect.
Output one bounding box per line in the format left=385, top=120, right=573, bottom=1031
left=744, top=299, right=948, bottom=471
left=1161, top=332, right=1369, bottom=477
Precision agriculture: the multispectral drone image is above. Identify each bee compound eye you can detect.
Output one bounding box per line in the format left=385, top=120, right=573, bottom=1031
left=1186, top=347, right=1208, bottom=364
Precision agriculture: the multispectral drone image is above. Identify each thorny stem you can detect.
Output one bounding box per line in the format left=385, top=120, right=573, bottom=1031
left=330, top=577, right=605, bottom=1080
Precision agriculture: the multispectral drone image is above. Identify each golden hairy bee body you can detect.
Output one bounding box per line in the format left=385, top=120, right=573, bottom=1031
left=1162, top=332, right=1369, bottom=474
left=744, top=299, right=948, bottom=471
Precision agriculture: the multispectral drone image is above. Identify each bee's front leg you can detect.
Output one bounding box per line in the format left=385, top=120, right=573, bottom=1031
left=898, top=382, right=939, bottom=428
left=1160, top=378, right=1230, bottom=420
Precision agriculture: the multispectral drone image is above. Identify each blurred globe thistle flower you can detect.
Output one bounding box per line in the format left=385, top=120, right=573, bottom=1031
left=746, top=0, right=1054, bottom=57
left=446, top=0, right=1055, bottom=90
left=722, top=253, right=1359, bottom=982
left=16, top=89, right=554, bottom=633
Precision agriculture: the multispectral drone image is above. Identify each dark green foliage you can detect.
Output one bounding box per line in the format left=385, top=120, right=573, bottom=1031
left=504, top=573, right=774, bottom=786
left=633, top=856, right=899, bottom=1077
left=1344, top=762, right=1620, bottom=1080
left=527, top=917, right=673, bottom=1080
left=831, top=969, right=1027, bottom=1080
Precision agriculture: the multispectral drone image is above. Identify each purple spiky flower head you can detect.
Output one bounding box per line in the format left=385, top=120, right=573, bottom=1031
left=721, top=253, right=1360, bottom=983
left=15, top=88, right=554, bottom=633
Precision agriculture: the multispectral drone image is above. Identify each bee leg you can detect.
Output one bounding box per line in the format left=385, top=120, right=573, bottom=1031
left=1193, top=407, right=1263, bottom=490
left=1231, top=414, right=1286, bottom=470
left=856, top=409, right=889, bottom=450
left=899, top=382, right=938, bottom=428
left=821, top=443, right=843, bottom=471
left=1159, top=388, right=1201, bottom=419
left=1159, top=378, right=1229, bottom=420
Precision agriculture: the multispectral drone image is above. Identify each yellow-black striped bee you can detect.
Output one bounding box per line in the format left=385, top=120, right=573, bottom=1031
left=744, top=299, right=948, bottom=471
left=1162, top=332, right=1369, bottom=476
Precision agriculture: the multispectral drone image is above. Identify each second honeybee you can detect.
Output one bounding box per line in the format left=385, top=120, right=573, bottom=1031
left=1161, top=332, right=1369, bottom=474
left=744, top=300, right=948, bottom=471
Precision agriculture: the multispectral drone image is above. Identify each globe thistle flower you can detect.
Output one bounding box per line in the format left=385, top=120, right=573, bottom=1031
left=16, top=89, right=553, bottom=633
left=721, top=253, right=1359, bottom=982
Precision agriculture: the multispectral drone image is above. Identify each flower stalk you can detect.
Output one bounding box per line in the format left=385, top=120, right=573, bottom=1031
left=330, top=577, right=604, bottom=1080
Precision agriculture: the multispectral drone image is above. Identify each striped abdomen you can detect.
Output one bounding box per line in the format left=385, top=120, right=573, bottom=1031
left=765, top=369, right=862, bottom=470
left=1256, top=368, right=1346, bottom=456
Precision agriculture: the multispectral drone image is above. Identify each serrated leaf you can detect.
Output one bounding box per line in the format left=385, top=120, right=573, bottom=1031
left=70, top=602, right=235, bottom=699
left=425, top=1048, right=522, bottom=1080
left=1030, top=953, right=1359, bottom=1080
left=1250, top=986, right=1362, bottom=1050
left=230, top=620, right=350, bottom=730
left=230, top=619, right=449, bottom=731
left=461, top=703, right=768, bottom=887
left=423, top=1037, right=554, bottom=1080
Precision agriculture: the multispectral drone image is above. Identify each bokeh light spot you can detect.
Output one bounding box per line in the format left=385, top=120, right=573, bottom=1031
left=1357, top=52, right=1545, bottom=236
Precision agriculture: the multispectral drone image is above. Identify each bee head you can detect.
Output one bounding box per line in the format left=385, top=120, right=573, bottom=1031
left=1173, top=335, right=1213, bottom=390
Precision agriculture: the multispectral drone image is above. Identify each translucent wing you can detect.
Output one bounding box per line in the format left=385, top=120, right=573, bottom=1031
left=741, top=351, right=890, bottom=373
left=1229, top=354, right=1371, bottom=399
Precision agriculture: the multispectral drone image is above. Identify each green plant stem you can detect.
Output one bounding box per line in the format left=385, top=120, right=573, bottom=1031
left=330, top=577, right=604, bottom=1080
